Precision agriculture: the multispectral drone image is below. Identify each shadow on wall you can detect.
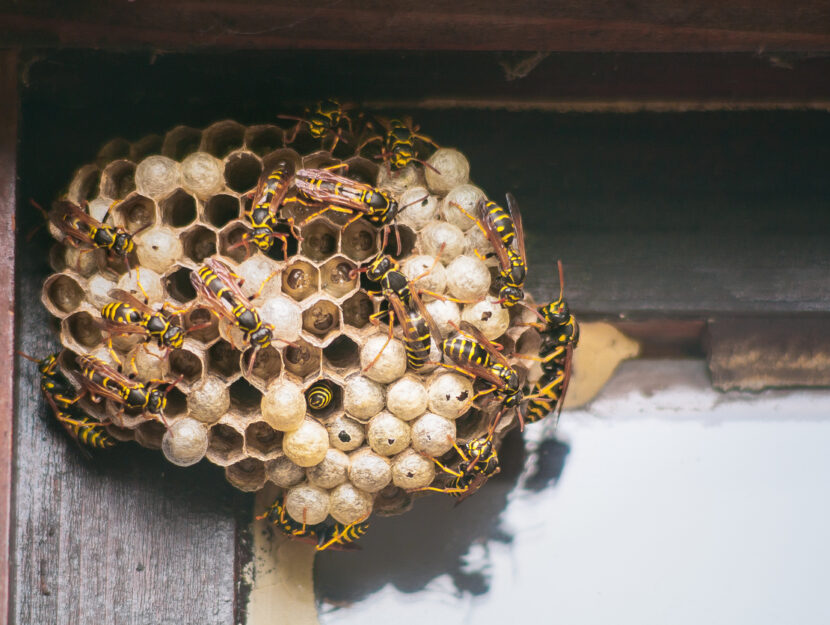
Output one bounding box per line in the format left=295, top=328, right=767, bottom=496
left=315, top=428, right=571, bottom=605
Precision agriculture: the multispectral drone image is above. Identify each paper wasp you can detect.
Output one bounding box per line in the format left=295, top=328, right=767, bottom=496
left=279, top=98, right=352, bottom=151
left=358, top=116, right=440, bottom=172
left=458, top=194, right=527, bottom=308
left=439, top=320, right=539, bottom=440
left=523, top=365, right=568, bottom=426
left=355, top=253, right=447, bottom=372
left=257, top=494, right=369, bottom=551
left=233, top=160, right=301, bottom=258
left=20, top=352, right=116, bottom=451
left=33, top=198, right=139, bottom=268
left=409, top=436, right=500, bottom=500
left=75, top=353, right=177, bottom=426
left=101, top=288, right=187, bottom=354
left=189, top=257, right=286, bottom=376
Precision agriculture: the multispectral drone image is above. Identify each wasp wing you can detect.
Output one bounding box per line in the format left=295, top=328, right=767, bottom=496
left=505, top=192, right=527, bottom=270
left=458, top=320, right=511, bottom=369
left=475, top=198, right=512, bottom=273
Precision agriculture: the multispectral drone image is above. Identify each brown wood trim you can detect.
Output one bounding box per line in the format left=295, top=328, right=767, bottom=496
left=0, top=48, right=17, bottom=625
left=1, top=1, right=830, bottom=52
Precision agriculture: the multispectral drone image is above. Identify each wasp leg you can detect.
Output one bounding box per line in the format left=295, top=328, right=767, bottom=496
left=363, top=309, right=395, bottom=373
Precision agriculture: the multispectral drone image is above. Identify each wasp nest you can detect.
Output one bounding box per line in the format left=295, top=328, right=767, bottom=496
left=40, top=118, right=544, bottom=528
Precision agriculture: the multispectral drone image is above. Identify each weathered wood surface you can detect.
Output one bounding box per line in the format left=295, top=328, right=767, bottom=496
left=11, top=54, right=247, bottom=624
left=0, top=48, right=18, bottom=625
left=2, top=0, right=830, bottom=52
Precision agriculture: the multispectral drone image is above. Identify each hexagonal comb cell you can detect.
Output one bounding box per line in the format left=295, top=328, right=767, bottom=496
left=281, top=260, right=318, bottom=302
left=162, top=126, right=202, bottom=161
left=130, top=134, right=163, bottom=162
left=101, top=160, right=137, bottom=200
left=184, top=306, right=220, bottom=344
left=343, top=157, right=380, bottom=185
left=44, top=274, right=84, bottom=315
left=244, top=421, right=283, bottom=459
left=229, top=378, right=263, bottom=414
left=321, top=257, right=358, bottom=298
left=64, top=311, right=103, bottom=349
left=382, top=224, right=417, bottom=259
left=160, top=189, right=197, bottom=228
left=302, top=299, right=341, bottom=339
left=342, top=292, right=374, bottom=329
left=342, top=220, right=378, bottom=262
left=168, top=348, right=203, bottom=385
left=201, top=121, right=245, bottom=159
left=205, top=194, right=240, bottom=230
left=97, top=138, right=131, bottom=165
left=115, top=194, right=155, bottom=233
left=68, top=164, right=101, bottom=204
left=300, top=219, right=338, bottom=262
left=207, top=424, right=244, bottom=465
left=322, top=334, right=359, bottom=369
left=218, top=223, right=249, bottom=264
left=135, top=420, right=166, bottom=449
left=224, top=152, right=262, bottom=193
left=163, top=266, right=196, bottom=304
left=283, top=338, right=322, bottom=379
left=165, top=387, right=188, bottom=418
left=225, top=457, right=266, bottom=492
left=245, top=125, right=285, bottom=157
left=304, top=378, right=342, bottom=419
left=181, top=226, right=217, bottom=264
left=243, top=345, right=282, bottom=384
left=208, top=340, right=241, bottom=380
left=302, top=151, right=341, bottom=171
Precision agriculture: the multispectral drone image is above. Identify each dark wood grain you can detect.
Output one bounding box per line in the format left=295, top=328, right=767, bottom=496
left=0, top=48, right=18, bottom=625
left=2, top=0, right=830, bottom=52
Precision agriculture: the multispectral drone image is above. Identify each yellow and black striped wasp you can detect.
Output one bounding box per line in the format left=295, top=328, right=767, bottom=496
left=440, top=320, right=526, bottom=435
left=315, top=519, right=370, bottom=552
left=257, top=494, right=369, bottom=551
left=34, top=198, right=138, bottom=267
left=355, top=253, right=445, bottom=372
left=75, top=353, right=177, bottom=426
left=101, top=288, right=187, bottom=355
left=358, top=116, right=440, bottom=173
left=20, top=352, right=116, bottom=452
left=279, top=98, right=352, bottom=151
left=293, top=167, right=399, bottom=229
left=409, top=435, right=500, bottom=501
left=190, top=257, right=288, bottom=375
left=233, top=160, right=301, bottom=258
left=523, top=364, right=568, bottom=426
left=468, top=194, right=528, bottom=308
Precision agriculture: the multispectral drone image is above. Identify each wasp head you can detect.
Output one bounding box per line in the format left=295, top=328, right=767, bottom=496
left=164, top=326, right=185, bottom=350
left=498, top=285, right=524, bottom=307
left=250, top=326, right=272, bottom=348
left=113, top=232, right=134, bottom=256
left=146, top=389, right=166, bottom=415
left=540, top=299, right=570, bottom=326
left=366, top=255, right=396, bottom=281
left=252, top=227, right=275, bottom=252
left=38, top=353, right=59, bottom=376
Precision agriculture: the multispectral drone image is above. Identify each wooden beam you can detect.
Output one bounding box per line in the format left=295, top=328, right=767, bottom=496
left=0, top=48, right=17, bottom=625
left=1, top=1, right=830, bottom=52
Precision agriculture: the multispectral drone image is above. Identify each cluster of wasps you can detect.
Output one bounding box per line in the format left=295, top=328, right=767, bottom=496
left=26, top=99, right=578, bottom=550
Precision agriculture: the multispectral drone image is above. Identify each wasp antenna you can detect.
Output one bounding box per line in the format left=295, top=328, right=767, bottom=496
left=557, top=260, right=565, bottom=302
left=17, top=351, right=40, bottom=363
left=417, top=159, right=441, bottom=175
left=399, top=194, right=429, bottom=211
left=519, top=301, right=547, bottom=324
